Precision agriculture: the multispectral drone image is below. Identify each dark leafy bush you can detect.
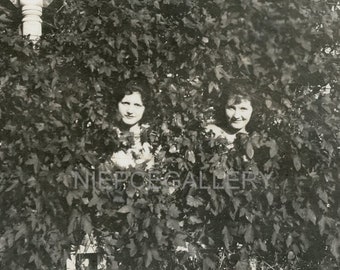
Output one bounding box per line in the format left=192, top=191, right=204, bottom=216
left=0, top=0, right=339, bottom=269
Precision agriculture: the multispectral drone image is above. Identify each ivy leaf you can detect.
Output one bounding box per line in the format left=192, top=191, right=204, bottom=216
left=166, top=219, right=180, bottom=231
left=66, top=192, right=74, bottom=206
left=127, top=239, right=137, bottom=257
left=246, top=141, right=254, bottom=159
left=214, top=65, right=227, bottom=80
left=187, top=195, right=203, bottom=207
left=189, top=215, right=202, bottom=224
left=265, top=99, right=272, bottom=108
left=269, top=141, right=278, bottom=158
left=145, top=249, right=153, bottom=268
left=259, top=239, right=267, bottom=252
left=15, top=224, right=27, bottom=241
left=286, top=234, right=293, bottom=247
left=118, top=205, right=132, bottom=213
left=318, top=215, right=326, bottom=235
left=5, top=179, right=19, bottom=192
left=152, top=249, right=162, bottom=261
left=130, top=33, right=138, bottom=46
left=235, top=261, right=249, bottom=270
left=266, top=192, right=274, bottom=206
left=293, top=155, right=301, bottom=171
left=82, top=214, right=93, bottom=235
left=153, top=1, right=160, bottom=9
left=186, top=150, right=196, bottom=163
left=222, top=226, right=231, bottom=250
left=155, top=225, right=163, bottom=244
left=203, top=257, right=216, bottom=270
left=307, top=208, right=317, bottom=225
left=244, top=224, right=254, bottom=243
left=169, top=204, right=180, bottom=218
left=330, top=238, right=340, bottom=262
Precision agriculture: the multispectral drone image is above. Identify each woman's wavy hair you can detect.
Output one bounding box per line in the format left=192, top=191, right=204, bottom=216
left=215, top=79, right=259, bottom=133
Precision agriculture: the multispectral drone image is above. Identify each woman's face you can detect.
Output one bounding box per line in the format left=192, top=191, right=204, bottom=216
left=118, top=91, right=145, bottom=126
left=225, top=98, right=253, bottom=133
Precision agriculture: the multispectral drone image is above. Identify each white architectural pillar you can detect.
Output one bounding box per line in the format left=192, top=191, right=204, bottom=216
left=21, top=0, right=43, bottom=41
left=10, top=0, right=53, bottom=41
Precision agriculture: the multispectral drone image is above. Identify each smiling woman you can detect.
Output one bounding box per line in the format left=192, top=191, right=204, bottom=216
left=205, top=80, right=255, bottom=146
left=225, top=96, right=253, bottom=134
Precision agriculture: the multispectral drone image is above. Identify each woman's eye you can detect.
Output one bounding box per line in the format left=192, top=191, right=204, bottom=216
left=134, top=104, right=143, bottom=107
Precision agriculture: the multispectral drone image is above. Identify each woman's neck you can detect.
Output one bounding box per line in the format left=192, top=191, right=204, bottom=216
left=224, top=126, right=247, bottom=135
left=221, top=125, right=248, bottom=144
left=117, top=122, right=141, bottom=134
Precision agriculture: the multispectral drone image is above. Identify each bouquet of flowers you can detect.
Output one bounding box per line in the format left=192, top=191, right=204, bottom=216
left=110, top=141, right=154, bottom=170
left=109, top=124, right=155, bottom=171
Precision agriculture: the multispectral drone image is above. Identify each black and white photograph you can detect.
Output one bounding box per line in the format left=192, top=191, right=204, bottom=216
left=0, top=0, right=339, bottom=269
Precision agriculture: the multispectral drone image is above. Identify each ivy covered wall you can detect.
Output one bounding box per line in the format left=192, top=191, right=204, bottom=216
left=0, top=0, right=339, bottom=269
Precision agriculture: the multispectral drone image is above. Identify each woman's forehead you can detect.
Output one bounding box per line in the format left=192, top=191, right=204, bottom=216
left=226, top=96, right=252, bottom=106
left=121, top=91, right=143, bottom=103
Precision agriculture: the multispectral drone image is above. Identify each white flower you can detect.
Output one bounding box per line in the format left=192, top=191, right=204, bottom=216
left=134, top=142, right=154, bottom=170
left=137, top=142, right=153, bottom=162
left=111, top=124, right=155, bottom=170
left=111, top=150, right=136, bottom=169
left=110, top=142, right=155, bottom=170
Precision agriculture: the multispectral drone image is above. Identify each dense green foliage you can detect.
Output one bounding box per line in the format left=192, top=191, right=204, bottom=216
left=0, top=0, right=339, bottom=269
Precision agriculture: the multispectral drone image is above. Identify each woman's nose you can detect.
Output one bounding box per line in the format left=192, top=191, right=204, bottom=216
left=234, top=109, right=241, bottom=118
left=126, top=107, right=133, bottom=114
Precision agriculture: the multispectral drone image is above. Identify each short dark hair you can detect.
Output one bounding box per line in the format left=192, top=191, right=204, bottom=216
left=215, top=79, right=255, bottom=130
left=113, top=78, right=151, bottom=123
left=116, top=79, right=150, bottom=104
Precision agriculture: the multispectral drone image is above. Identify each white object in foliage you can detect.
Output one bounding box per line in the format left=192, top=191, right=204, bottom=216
left=9, top=0, right=54, bottom=40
